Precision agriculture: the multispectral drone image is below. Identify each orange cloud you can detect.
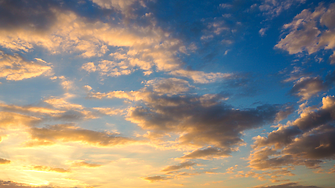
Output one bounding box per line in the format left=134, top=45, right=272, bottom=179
left=0, top=51, right=52, bottom=81
left=32, top=165, right=70, bottom=173
left=0, top=158, right=10, bottom=164
left=26, top=124, right=136, bottom=147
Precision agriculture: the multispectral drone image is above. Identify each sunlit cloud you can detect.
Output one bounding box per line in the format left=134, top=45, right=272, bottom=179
left=276, top=3, right=335, bottom=63
left=1, top=0, right=335, bottom=187
left=26, top=124, right=136, bottom=147
left=0, top=51, right=52, bottom=81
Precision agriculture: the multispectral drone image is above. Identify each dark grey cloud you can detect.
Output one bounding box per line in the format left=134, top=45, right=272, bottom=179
left=0, top=0, right=57, bottom=31
left=91, top=80, right=284, bottom=159
left=253, top=126, right=302, bottom=149
left=284, top=124, right=335, bottom=160
left=128, top=92, right=280, bottom=156
left=250, top=96, right=335, bottom=170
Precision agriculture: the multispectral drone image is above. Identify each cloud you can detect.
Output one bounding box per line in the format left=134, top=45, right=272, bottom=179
left=143, top=175, right=168, bottom=183
left=275, top=3, right=335, bottom=63
left=250, top=96, right=335, bottom=170
left=287, top=71, right=335, bottom=101
left=26, top=124, right=135, bottom=147
left=0, top=97, right=102, bottom=122
left=71, top=161, right=101, bottom=168
left=82, top=60, right=132, bottom=77
left=90, top=80, right=282, bottom=158
left=161, top=161, right=196, bottom=172
left=0, top=0, right=57, bottom=31
left=145, top=78, right=192, bottom=95
left=169, top=69, right=232, bottom=84
left=90, top=0, right=140, bottom=17
left=0, top=1, right=231, bottom=83
left=43, top=96, right=84, bottom=110
left=0, top=51, right=52, bottom=81
left=92, top=107, right=125, bottom=116
left=0, top=111, right=40, bottom=129
left=32, top=165, right=70, bottom=173
left=219, top=4, right=232, bottom=9
left=259, top=28, right=268, bottom=36
left=180, top=147, right=231, bottom=159
left=0, top=103, right=65, bottom=117
left=0, top=180, right=52, bottom=188
left=253, top=182, right=322, bottom=188
left=81, top=62, right=97, bottom=73
left=0, top=158, right=10, bottom=164
left=128, top=96, right=279, bottom=153
left=259, top=0, right=306, bottom=18
left=289, top=77, right=326, bottom=101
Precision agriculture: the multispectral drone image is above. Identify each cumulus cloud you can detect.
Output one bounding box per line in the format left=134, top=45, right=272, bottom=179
left=250, top=96, right=335, bottom=170
left=0, top=51, right=52, bottom=81
left=276, top=3, right=335, bottom=63
left=26, top=124, right=135, bottom=147
left=161, top=161, right=196, bottom=172
left=89, top=79, right=282, bottom=159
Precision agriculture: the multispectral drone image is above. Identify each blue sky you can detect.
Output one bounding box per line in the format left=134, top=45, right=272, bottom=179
left=0, top=0, right=335, bottom=187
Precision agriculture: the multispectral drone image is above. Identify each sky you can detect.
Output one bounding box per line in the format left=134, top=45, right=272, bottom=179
left=0, top=0, right=335, bottom=187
